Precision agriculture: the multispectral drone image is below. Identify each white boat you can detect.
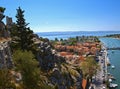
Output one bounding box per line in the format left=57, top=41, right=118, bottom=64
left=109, top=83, right=118, bottom=88
left=109, top=79, right=112, bottom=82
left=111, top=65, right=115, bottom=69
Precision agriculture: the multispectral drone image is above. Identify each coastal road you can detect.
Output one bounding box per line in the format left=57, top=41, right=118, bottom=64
left=94, top=55, right=106, bottom=89
left=90, top=48, right=107, bottom=89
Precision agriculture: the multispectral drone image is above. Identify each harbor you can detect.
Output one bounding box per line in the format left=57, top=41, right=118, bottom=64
left=100, top=38, right=120, bottom=89
left=88, top=38, right=119, bottom=89
left=102, top=43, right=118, bottom=88
left=90, top=43, right=109, bottom=89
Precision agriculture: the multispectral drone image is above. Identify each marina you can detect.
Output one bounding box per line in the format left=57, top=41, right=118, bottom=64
left=90, top=39, right=119, bottom=89
left=100, top=38, right=120, bottom=89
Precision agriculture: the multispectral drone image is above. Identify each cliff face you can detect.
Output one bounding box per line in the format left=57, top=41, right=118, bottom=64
left=36, top=39, right=83, bottom=89
left=0, top=9, right=13, bottom=68
left=0, top=41, right=13, bottom=68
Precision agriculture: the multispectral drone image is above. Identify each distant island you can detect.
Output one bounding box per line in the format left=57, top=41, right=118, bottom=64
left=104, top=34, right=120, bottom=39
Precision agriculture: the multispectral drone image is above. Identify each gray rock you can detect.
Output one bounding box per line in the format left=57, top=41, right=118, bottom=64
left=0, top=41, right=13, bottom=68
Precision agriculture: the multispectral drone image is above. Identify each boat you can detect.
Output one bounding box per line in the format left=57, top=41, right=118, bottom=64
left=109, top=79, right=112, bottom=82
left=112, top=51, right=114, bottom=53
left=111, top=65, right=115, bottom=69
left=107, top=73, right=110, bottom=75
left=109, top=83, right=118, bottom=88
left=107, top=57, right=111, bottom=66
left=108, top=75, right=116, bottom=80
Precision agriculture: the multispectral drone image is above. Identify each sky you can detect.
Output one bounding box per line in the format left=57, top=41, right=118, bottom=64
left=0, top=0, right=120, bottom=32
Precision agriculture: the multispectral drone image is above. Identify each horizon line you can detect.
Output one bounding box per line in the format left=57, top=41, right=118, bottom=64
left=35, top=30, right=120, bottom=33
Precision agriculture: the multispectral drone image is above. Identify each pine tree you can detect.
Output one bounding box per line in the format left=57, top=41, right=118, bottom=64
left=15, top=7, right=33, bottom=51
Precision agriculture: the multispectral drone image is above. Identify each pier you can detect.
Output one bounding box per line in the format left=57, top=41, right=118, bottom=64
left=107, top=47, right=120, bottom=50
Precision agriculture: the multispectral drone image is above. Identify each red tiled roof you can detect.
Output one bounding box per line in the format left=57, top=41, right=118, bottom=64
left=82, top=79, right=87, bottom=89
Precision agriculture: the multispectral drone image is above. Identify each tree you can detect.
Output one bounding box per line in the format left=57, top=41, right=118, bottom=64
left=0, top=7, right=6, bottom=37
left=13, top=50, right=40, bottom=89
left=0, top=7, right=5, bottom=13
left=13, top=7, right=34, bottom=51
left=0, top=68, right=15, bottom=89
left=13, top=50, right=55, bottom=89
left=55, top=38, right=58, bottom=41
left=80, top=56, right=99, bottom=81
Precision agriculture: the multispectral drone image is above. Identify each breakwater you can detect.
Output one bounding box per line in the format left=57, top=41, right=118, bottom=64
left=107, top=47, right=120, bottom=50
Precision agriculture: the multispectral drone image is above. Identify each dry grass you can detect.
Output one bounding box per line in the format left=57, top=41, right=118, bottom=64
left=0, top=37, right=11, bottom=42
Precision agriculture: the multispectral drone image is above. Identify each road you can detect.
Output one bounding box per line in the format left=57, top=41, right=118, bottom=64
left=89, top=45, right=107, bottom=89
left=94, top=55, right=106, bottom=89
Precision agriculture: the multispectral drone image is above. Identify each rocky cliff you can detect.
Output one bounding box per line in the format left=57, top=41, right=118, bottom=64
left=36, top=39, right=83, bottom=89
left=0, top=41, right=13, bottom=68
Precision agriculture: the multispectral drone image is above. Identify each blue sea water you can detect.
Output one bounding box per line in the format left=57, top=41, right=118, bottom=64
left=100, top=38, right=120, bottom=89
left=37, top=31, right=120, bottom=40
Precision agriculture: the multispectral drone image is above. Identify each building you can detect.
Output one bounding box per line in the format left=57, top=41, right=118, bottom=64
left=6, top=16, right=13, bottom=30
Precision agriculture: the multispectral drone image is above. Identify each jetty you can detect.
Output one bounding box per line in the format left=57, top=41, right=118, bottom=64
left=107, top=47, right=120, bottom=50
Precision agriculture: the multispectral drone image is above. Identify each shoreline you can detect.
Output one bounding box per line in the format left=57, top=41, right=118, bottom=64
left=93, top=42, right=110, bottom=89
left=100, top=42, right=110, bottom=81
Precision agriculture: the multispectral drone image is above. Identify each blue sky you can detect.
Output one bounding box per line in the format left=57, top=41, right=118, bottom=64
left=0, top=0, right=120, bottom=32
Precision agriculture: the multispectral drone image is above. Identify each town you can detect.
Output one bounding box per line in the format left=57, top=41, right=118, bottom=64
left=0, top=3, right=119, bottom=89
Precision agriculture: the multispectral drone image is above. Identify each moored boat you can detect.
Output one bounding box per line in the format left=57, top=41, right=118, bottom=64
left=109, top=83, right=118, bottom=88
left=111, top=65, right=115, bottom=69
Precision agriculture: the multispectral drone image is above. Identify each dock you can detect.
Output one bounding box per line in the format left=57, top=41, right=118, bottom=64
left=107, top=47, right=120, bottom=50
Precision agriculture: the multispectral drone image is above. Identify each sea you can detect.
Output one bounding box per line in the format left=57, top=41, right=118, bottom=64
left=37, top=31, right=120, bottom=88
left=37, top=31, right=120, bottom=40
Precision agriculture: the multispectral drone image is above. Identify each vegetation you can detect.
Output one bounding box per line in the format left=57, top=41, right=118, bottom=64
left=0, top=6, right=53, bottom=89
left=13, top=50, right=56, bottom=89
left=105, top=34, right=120, bottom=38
left=0, top=68, right=16, bottom=89
left=0, top=6, right=101, bottom=89
left=0, top=7, right=5, bottom=13
left=11, top=7, right=34, bottom=51
left=80, top=56, right=99, bottom=81
left=0, top=7, right=6, bottom=38
left=52, top=36, right=100, bottom=47
left=13, top=50, right=39, bottom=89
